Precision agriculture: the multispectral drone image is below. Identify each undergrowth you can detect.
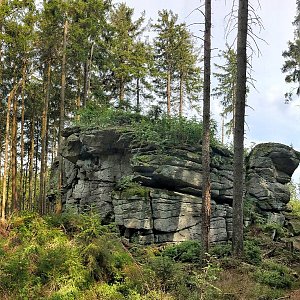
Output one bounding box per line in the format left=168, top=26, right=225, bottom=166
left=0, top=212, right=299, bottom=300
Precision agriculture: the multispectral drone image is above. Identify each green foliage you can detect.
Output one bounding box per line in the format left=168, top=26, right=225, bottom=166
left=74, top=102, right=142, bottom=128
left=192, top=255, right=222, bottom=300
left=253, top=260, right=295, bottom=289
left=244, top=240, right=262, bottom=265
left=115, top=175, right=150, bottom=198
left=209, top=243, right=232, bottom=258
left=75, top=104, right=219, bottom=149
left=162, top=241, right=202, bottom=263
left=261, top=222, right=287, bottom=240
left=1, top=212, right=298, bottom=300
left=288, top=200, right=300, bottom=217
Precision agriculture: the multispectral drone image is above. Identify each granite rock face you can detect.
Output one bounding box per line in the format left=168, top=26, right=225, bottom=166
left=56, top=128, right=300, bottom=244
left=246, top=143, right=300, bottom=213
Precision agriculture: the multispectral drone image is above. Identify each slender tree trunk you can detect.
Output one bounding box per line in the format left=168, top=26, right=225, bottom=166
left=179, top=72, right=184, bottom=116
left=33, top=125, right=39, bottom=210
left=167, top=70, right=171, bottom=115
left=28, top=115, right=35, bottom=210
left=51, top=126, right=57, bottom=165
left=11, top=87, right=18, bottom=211
left=136, top=78, right=140, bottom=111
left=82, top=62, right=88, bottom=107
left=87, top=41, right=94, bottom=98
left=23, top=156, right=28, bottom=210
left=1, top=81, right=20, bottom=221
left=232, top=0, right=248, bottom=258
left=39, top=62, right=51, bottom=214
left=201, top=0, right=212, bottom=255
left=82, top=42, right=94, bottom=106
left=57, top=19, right=68, bottom=214
left=221, top=115, right=225, bottom=144
left=19, top=62, right=27, bottom=210
left=232, top=82, right=236, bottom=136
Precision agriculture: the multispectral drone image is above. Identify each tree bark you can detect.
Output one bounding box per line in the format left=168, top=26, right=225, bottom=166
left=28, top=115, right=35, bottom=211
left=136, top=78, right=140, bottom=111
left=82, top=41, right=94, bottom=107
left=232, top=0, right=248, bottom=258
left=57, top=19, right=68, bottom=214
left=39, top=61, right=51, bottom=214
left=33, top=125, right=39, bottom=209
left=167, top=70, right=171, bottom=115
left=201, top=0, right=212, bottom=255
left=11, top=84, right=18, bottom=211
left=19, top=62, right=27, bottom=210
left=179, top=72, right=184, bottom=116
left=1, top=81, right=21, bottom=221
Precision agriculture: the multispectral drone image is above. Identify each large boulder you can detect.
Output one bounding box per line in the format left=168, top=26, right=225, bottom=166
left=56, top=127, right=300, bottom=244
left=246, top=143, right=300, bottom=212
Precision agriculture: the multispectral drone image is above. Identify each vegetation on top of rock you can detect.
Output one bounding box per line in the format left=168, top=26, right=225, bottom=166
left=74, top=103, right=220, bottom=149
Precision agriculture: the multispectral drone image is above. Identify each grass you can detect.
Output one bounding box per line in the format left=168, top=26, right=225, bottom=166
left=0, top=212, right=299, bottom=300
left=74, top=102, right=220, bottom=149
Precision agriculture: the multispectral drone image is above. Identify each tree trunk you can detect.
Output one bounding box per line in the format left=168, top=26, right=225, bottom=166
left=11, top=85, right=18, bottom=211
left=39, top=61, right=51, bottom=214
left=167, top=70, right=171, bottom=115
left=57, top=19, right=68, bottom=214
left=33, top=125, right=39, bottom=210
left=221, top=115, right=225, bottom=145
left=28, top=115, right=35, bottom=210
left=82, top=41, right=94, bottom=106
left=136, top=78, right=140, bottom=111
left=232, top=0, right=248, bottom=258
left=179, top=72, right=184, bottom=116
left=1, top=81, right=21, bottom=221
left=201, top=0, right=212, bottom=255
left=19, top=62, right=27, bottom=210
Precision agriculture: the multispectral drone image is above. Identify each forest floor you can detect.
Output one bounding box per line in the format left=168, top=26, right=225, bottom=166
left=0, top=212, right=299, bottom=300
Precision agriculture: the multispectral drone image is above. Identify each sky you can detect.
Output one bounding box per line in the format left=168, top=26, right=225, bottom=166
left=114, top=0, right=300, bottom=182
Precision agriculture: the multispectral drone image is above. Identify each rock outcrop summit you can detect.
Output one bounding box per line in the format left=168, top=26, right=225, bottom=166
left=53, top=126, right=300, bottom=244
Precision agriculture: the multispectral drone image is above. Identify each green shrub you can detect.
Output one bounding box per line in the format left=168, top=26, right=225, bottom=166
left=244, top=240, right=262, bottom=265
left=132, top=116, right=218, bottom=149
left=262, top=223, right=286, bottom=240
left=253, top=260, right=295, bottom=289
left=149, top=256, right=176, bottom=286
left=209, top=243, right=231, bottom=258
left=75, top=102, right=142, bottom=128
left=162, top=241, right=202, bottom=263
left=288, top=199, right=300, bottom=217
left=74, top=104, right=220, bottom=149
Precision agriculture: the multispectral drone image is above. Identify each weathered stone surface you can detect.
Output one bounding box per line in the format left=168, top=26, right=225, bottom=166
left=56, top=127, right=300, bottom=244
left=246, top=143, right=300, bottom=212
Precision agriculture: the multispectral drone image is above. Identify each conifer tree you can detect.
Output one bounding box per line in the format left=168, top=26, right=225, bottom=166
left=232, top=0, right=249, bottom=258
left=282, top=0, right=300, bottom=101
left=107, top=3, right=146, bottom=106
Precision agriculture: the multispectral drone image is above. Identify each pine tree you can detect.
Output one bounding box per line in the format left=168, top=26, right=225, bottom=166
left=152, top=10, right=178, bottom=114
left=201, top=0, right=212, bottom=256
left=282, top=0, right=300, bottom=101
left=153, top=11, right=201, bottom=116
left=106, top=3, right=146, bottom=106
left=232, top=0, right=249, bottom=258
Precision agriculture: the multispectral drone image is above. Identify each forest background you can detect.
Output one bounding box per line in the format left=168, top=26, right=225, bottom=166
left=1, top=0, right=300, bottom=217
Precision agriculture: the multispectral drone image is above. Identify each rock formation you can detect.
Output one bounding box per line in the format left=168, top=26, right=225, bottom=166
left=53, top=126, right=300, bottom=244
